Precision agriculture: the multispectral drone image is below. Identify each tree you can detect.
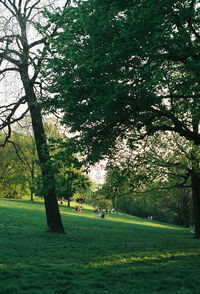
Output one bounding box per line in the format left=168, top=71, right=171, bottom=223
left=0, top=0, right=71, bottom=233
left=108, top=132, right=192, bottom=191
left=99, top=132, right=193, bottom=225
left=0, top=128, right=39, bottom=200
left=49, top=137, right=92, bottom=206
left=98, top=166, right=129, bottom=210
left=44, top=0, right=200, bottom=237
left=56, top=169, right=91, bottom=206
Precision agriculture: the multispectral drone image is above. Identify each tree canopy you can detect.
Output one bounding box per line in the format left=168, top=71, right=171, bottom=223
left=44, top=0, right=200, bottom=237
left=45, top=0, right=200, bottom=158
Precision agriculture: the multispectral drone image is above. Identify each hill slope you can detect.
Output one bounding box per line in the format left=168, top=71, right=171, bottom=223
left=0, top=199, right=199, bottom=294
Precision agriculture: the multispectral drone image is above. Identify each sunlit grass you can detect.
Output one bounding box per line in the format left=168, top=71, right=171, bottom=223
left=105, top=214, right=185, bottom=230
left=87, top=250, right=200, bottom=268
left=0, top=198, right=199, bottom=294
left=60, top=200, right=188, bottom=231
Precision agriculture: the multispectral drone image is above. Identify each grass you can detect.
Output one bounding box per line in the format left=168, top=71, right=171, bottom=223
left=0, top=199, right=200, bottom=294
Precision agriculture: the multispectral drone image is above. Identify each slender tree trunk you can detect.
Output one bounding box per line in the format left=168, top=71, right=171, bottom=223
left=181, top=191, right=190, bottom=228
left=191, top=168, right=200, bottom=238
left=31, top=190, right=34, bottom=201
left=30, top=160, right=35, bottom=201
left=23, top=81, right=65, bottom=233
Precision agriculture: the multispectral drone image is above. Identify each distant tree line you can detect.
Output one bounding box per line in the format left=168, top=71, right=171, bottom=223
left=0, top=118, right=92, bottom=204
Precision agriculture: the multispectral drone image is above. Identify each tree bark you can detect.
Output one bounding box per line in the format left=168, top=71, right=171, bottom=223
left=191, top=168, right=200, bottom=238
left=23, top=81, right=65, bottom=233
left=191, top=113, right=200, bottom=238
left=31, top=190, right=34, bottom=201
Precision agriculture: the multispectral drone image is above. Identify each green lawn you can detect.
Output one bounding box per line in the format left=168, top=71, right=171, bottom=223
left=0, top=199, right=199, bottom=294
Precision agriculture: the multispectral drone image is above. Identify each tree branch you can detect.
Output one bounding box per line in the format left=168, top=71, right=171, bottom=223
left=29, top=1, right=71, bottom=83
left=0, top=67, right=20, bottom=75
left=7, top=139, right=26, bottom=164
left=187, top=20, right=200, bottom=40
left=160, top=94, right=200, bottom=99
left=26, top=0, right=40, bottom=19
left=64, top=0, right=71, bottom=8
left=0, top=96, right=29, bottom=135
left=0, top=0, right=16, bottom=16
left=0, top=107, right=30, bottom=132
left=190, top=0, right=197, bottom=11
left=29, top=37, right=46, bottom=49
left=0, top=35, right=22, bottom=42
left=150, top=106, right=200, bottom=144
left=0, top=50, right=21, bottom=67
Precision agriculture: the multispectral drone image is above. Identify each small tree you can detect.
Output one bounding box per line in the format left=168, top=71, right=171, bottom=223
left=48, top=137, right=92, bottom=207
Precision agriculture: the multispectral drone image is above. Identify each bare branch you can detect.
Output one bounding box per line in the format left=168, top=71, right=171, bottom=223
left=26, top=0, right=40, bottom=19
left=0, top=66, right=20, bottom=76
left=0, top=67, right=20, bottom=82
left=29, top=37, right=46, bottom=49
left=24, top=0, right=32, bottom=13
left=0, top=35, right=22, bottom=42
left=0, top=162, right=16, bottom=181
left=0, top=107, right=30, bottom=131
left=64, top=0, right=71, bottom=8
left=0, top=96, right=25, bottom=111
left=0, top=0, right=16, bottom=16
left=0, top=51, right=21, bottom=67
left=0, top=95, right=29, bottom=142
left=0, top=117, right=11, bottom=147
left=7, top=139, right=26, bottom=164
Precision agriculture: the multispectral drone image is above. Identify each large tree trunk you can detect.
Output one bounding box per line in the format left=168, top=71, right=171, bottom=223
left=191, top=168, right=200, bottom=238
left=24, top=83, right=65, bottom=233
left=191, top=119, right=200, bottom=238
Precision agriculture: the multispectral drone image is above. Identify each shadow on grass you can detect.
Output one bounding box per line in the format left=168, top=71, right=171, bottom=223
left=0, top=244, right=200, bottom=294
left=0, top=199, right=199, bottom=294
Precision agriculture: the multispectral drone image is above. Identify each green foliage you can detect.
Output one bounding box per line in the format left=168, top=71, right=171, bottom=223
left=44, top=0, right=200, bottom=161
left=43, top=0, right=200, bottom=236
left=90, top=192, right=113, bottom=210
left=48, top=137, right=92, bottom=202
left=0, top=118, right=91, bottom=202
left=0, top=199, right=200, bottom=293
left=116, top=186, right=193, bottom=227
left=98, top=133, right=193, bottom=226
left=0, top=131, right=39, bottom=199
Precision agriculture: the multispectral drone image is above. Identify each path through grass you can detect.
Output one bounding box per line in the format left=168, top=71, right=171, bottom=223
left=0, top=199, right=199, bottom=294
